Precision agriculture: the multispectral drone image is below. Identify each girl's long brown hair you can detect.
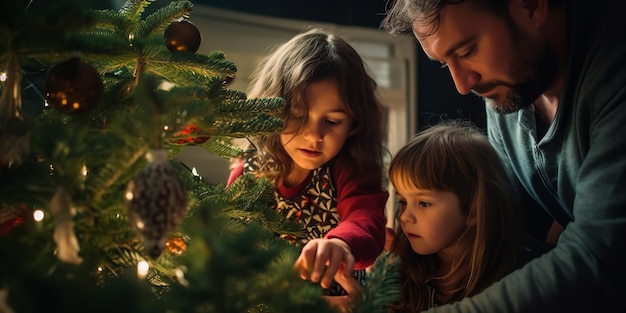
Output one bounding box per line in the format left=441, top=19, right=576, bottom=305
left=246, top=28, right=386, bottom=185
left=388, top=120, right=522, bottom=312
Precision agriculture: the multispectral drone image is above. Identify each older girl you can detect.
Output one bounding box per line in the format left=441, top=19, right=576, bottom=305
left=227, top=28, right=388, bottom=296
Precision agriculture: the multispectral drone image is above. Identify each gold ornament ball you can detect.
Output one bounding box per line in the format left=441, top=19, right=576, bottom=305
left=164, top=20, right=201, bottom=53
left=44, top=56, right=103, bottom=115
left=165, top=237, right=187, bottom=255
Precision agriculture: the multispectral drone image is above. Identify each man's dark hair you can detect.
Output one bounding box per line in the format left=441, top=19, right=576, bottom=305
left=380, top=0, right=564, bottom=37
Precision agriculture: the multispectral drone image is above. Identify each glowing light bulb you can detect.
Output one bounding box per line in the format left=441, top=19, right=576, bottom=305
left=137, top=261, right=149, bottom=279
left=33, top=210, right=44, bottom=222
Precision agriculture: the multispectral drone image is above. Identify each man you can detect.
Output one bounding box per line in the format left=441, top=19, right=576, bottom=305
left=381, top=0, right=626, bottom=312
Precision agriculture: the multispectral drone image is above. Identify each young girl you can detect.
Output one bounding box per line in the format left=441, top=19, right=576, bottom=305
left=387, top=121, right=523, bottom=312
left=227, top=28, right=388, bottom=296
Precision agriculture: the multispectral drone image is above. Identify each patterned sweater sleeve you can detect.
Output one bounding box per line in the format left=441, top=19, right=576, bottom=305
left=325, top=161, right=388, bottom=270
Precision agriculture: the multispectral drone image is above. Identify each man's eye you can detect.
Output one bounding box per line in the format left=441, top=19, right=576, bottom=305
left=459, top=46, right=476, bottom=59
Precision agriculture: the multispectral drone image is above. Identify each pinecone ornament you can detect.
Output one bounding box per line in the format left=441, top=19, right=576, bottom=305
left=125, top=149, right=187, bottom=259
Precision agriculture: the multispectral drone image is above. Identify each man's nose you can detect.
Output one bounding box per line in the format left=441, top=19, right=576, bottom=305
left=448, top=62, right=480, bottom=95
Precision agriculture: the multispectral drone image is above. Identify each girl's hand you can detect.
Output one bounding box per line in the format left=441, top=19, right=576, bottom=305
left=294, top=238, right=355, bottom=288
left=324, top=271, right=362, bottom=313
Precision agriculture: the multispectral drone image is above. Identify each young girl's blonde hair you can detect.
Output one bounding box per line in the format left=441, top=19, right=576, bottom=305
left=388, top=120, right=522, bottom=312
left=245, top=28, right=386, bottom=185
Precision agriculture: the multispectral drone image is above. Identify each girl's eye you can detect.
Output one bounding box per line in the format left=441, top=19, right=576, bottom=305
left=397, top=199, right=407, bottom=211
left=418, top=201, right=431, bottom=208
left=325, top=118, right=341, bottom=125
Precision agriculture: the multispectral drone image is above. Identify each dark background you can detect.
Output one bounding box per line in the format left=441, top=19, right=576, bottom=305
left=195, top=0, right=487, bottom=131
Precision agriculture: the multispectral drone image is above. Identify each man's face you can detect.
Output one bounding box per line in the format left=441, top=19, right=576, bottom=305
left=413, top=1, right=557, bottom=113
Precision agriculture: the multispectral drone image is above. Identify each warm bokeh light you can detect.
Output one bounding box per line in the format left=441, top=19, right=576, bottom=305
left=33, top=210, right=44, bottom=222
left=137, top=261, right=149, bottom=279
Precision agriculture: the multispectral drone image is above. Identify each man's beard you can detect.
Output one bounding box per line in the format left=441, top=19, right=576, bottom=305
left=477, top=39, right=558, bottom=114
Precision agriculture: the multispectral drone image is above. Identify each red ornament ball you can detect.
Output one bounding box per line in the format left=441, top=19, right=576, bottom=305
left=164, top=20, right=201, bottom=53
left=0, top=205, right=32, bottom=237
left=165, top=237, right=187, bottom=255
left=44, top=56, right=103, bottom=115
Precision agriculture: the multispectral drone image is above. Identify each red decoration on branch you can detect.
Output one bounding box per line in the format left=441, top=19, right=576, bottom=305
left=170, top=123, right=212, bottom=145
left=0, top=205, right=32, bottom=237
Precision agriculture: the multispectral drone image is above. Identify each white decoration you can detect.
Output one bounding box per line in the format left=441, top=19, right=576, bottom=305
left=49, top=186, right=83, bottom=265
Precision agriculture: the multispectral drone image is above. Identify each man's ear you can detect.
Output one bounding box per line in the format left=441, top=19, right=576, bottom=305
left=509, top=0, right=549, bottom=32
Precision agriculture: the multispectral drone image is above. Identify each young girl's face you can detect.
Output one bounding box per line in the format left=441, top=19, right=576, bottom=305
left=280, top=78, right=352, bottom=178
left=395, top=179, right=467, bottom=262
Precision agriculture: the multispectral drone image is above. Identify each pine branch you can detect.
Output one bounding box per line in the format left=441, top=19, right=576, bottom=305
left=215, top=174, right=307, bottom=239
left=119, top=0, right=157, bottom=23
left=64, top=30, right=134, bottom=54
left=351, top=252, right=402, bottom=313
left=143, top=48, right=237, bottom=86
left=137, top=0, right=193, bottom=38
left=185, top=137, right=244, bottom=159
left=210, top=113, right=284, bottom=137
left=88, top=9, right=129, bottom=32
left=216, top=97, right=285, bottom=116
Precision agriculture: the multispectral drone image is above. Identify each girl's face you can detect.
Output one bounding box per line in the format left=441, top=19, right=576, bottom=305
left=395, top=179, right=467, bottom=263
left=280, top=78, right=352, bottom=184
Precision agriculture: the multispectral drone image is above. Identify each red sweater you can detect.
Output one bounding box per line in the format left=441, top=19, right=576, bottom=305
left=227, top=158, right=388, bottom=269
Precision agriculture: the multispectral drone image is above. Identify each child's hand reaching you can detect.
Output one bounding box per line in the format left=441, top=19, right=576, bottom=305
left=294, top=238, right=355, bottom=288
left=325, top=272, right=362, bottom=313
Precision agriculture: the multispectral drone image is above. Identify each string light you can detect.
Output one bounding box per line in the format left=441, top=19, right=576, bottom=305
left=33, top=210, right=44, bottom=222
left=137, top=261, right=149, bottom=279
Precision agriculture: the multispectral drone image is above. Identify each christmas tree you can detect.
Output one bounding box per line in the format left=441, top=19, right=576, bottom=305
left=0, top=0, right=400, bottom=312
